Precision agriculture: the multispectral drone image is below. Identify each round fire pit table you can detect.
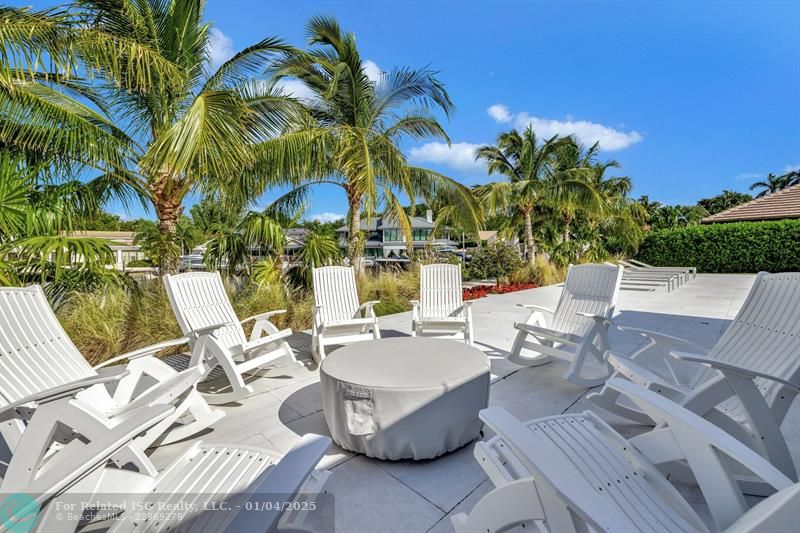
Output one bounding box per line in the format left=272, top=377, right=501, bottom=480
left=320, top=337, right=490, bottom=460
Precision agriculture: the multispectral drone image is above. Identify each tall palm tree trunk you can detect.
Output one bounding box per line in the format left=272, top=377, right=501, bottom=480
left=523, top=208, right=536, bottom=266
left=347, top=192, right=363, bottom=272
left=562, top=215, right=572, bottom=243
left=150, top=173, right=182, bottom=274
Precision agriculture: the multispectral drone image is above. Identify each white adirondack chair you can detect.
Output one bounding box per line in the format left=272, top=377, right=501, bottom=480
left=411, top=264, right=473, bottom=345
left=508, top=263, right=624, bottom=387
left=0, top=286, right=223, bottom=478
left=2, top=397, right=332, bottom=533
left=311, top=266, right=380, bottom=361
left=453, top=378, right=797, bottom=533
left=163, top=272, right=297, bottom=404
left=590, top=272, right=800, bottom=487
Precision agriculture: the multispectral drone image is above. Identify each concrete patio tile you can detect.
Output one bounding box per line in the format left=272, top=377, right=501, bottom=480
left=489, top=362, right=588, bottom=419
left=373, top=443, right=487, bottom=513
left=262, top=409, right=354, bottom=470
left=327, top=455, right=444, bottom=533
left=268, top=379, right=323, bottom=417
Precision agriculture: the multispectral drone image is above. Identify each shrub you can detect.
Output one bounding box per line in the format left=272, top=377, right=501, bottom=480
left=509, top=256, right=566, bottom=286
left=59, top=288, right=128, bottom=366
left=636, top=220, right=800, bottom=273
left=467, top=243, right=523, bottom=282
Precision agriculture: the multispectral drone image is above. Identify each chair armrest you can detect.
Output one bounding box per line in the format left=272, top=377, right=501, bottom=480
left=356, top=301, right=380, bottom=318
left=516, top=304, right=554, bottom=316
left=93, top=337, right=190, bottom=369
left=0, top=370, right=130, bottom=422
left=185, top=322, right=235, bottom=338
left=670, top=351, right=800, bottom=391
left=241, top=310, right=287, bottom=324
left=575, top=312, right=614, bottom=327
left=409, top=300, right=419, bottom=306
left=618, top=326, right=708, bottom=354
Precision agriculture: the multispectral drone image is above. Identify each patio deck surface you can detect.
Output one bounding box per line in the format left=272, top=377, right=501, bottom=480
left=146, top=273, right=798, bottom=532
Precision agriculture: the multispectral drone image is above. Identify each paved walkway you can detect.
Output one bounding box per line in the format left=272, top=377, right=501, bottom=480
left=147, top=273, right=792, bottom=532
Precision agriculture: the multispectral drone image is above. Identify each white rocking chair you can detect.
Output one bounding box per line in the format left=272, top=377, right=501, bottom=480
left=453, top=379, right=796, bottom=533
left=2, top=397, right=332, bottom=533
left=590, top=271, right=800, bottom=486
left=0, top=285, right=223, bottom=478
left=509, top=263, right=624, bottom=387
left=163, top=272, right=297, bottom=405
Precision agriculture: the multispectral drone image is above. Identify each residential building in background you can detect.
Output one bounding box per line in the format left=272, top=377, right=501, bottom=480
left=336, top=210, right=458, bottom=260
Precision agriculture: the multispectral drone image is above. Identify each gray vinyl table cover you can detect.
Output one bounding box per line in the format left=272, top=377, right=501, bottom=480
left=320, top=337, right=490, bottom=460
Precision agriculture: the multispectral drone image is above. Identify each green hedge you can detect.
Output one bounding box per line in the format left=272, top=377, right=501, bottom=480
left=636, top=220, right=800, bottom=273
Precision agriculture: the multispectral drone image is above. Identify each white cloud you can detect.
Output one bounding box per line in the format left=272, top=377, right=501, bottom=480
left=207, top=28, right=235, bottom=70
left=274, top=78, right=316, bottom=102
left=735, top=172, right=762, bottom=182
left=306, top=212, right=345, bottom=223
left=487, top=104, right=512, bottom=123
left=785, top=163, right=800, bottom=173
left=408, top=142, right=486, bottom=172
left=487, top=104, right=643, bottom=151
left=362, top=60, right=382, bottom=83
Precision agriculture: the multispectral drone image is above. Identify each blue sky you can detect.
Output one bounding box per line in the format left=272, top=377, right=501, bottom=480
left=15, top=0, right=800, bottom=221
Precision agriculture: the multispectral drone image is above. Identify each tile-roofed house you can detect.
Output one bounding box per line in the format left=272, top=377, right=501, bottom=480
left=701, top=183, right=800, bottom=223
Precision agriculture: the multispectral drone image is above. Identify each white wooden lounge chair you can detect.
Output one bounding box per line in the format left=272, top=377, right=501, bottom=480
left=2, top=397, right=331, bottom=533
left=411, top=263, right=473, bottom=345
left=164, top=272, right=297, bottom=404
left=453, top=378, right=796, bottom=533
left=508, top=263, right=623, bottom=387
left=0, top=286, right=223, bottom=478
left=590, top=272, right=800, bottom=486
left=610, top=261, right=679, bottom=292
left=629, top=258, right=697, bottom=280
left=311, top=266, right=380, bottom=361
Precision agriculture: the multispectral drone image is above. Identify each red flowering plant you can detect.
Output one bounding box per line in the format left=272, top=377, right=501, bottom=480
left=462, top=283, right=537, bottom=300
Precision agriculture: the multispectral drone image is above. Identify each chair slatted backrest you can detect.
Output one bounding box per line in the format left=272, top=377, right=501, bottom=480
left=312, top=266, right=361, bottom=324
left=551, top=264, right=624, bottom=336
left=163, top=272, right=246, bottom=350
left=419, top=264, right=463, bottom=318
left=707, top=272, right=800, bottom=404
left=0, top=286, right=95, bottom=405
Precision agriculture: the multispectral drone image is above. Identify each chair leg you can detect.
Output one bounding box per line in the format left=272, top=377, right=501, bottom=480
left=563, top=342, right=611, bottom=388
left=157, top=389, right=225, bottom=445
left=316, top=336, right=327, bottom=361
left=202, top=348, right=255, bottom=405
left=587, top=386, right=655, bottom=425
left=507, top=329, right=553, bottom=367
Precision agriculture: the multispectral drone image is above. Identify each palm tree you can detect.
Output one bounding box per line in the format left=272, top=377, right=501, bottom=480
left=2, top=2, right=298, bottom=273
left=750, top=173, right=791, bottom=198
left=248, top=16, right=481, bottom=270
left=475, top=127, right=572, bottom=265
left=698, top=190, right=752, bottom=215
left=545, top=139, right=605, bottom=244
left=0, top=149, right=132, bottom=299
